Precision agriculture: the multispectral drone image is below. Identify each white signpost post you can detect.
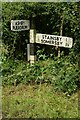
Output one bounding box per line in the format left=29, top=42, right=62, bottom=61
left=36, top=33, right=73, bottom=48
left=11, top=20, right=30, bottom=31
left=29, top=29, right=36, bottom=64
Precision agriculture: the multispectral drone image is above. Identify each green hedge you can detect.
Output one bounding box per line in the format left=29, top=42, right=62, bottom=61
left=2, top=55, right=79, bottom=95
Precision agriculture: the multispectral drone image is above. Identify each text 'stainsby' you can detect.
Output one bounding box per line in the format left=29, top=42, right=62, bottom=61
left=41, top=35, right=63, bottom=46
left=36, top=34, right=73, bottom=48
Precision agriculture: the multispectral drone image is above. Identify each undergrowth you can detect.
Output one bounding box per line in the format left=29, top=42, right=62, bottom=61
left=1, top=53, right=80, bottom=95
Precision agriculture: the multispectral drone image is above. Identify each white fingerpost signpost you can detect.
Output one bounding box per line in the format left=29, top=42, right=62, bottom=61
left=11, top=20, right=30, bottom=31
left=36, top=33, right=73, bottom=48
left=11, top=19, right=73, bottom=63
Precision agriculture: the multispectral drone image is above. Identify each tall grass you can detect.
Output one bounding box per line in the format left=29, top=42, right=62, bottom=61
left=2, top=83, right=78, bottom=118
left=2, top=56, right=79, bottom=95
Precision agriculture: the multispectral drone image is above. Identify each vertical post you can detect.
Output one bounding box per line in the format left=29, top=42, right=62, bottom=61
left=29, top=17, right=36, bottom=64
left=58, top=12, right=64, bottom=57
left=27, top=44, right=30, bottom=62
left=58, top=47, right=60, bottom=57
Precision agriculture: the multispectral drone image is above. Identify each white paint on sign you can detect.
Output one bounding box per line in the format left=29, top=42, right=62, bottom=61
left=36, top=33, right=73, bottom=48
left=11, top=20, right=30, bottom=31
left=30, top=29, right=36, bottom=43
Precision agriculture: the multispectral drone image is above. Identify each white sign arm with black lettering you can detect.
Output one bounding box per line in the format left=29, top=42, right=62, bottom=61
left=11, top=20, right=30, bottom=31
left=36, top=33, right=73, bottom=48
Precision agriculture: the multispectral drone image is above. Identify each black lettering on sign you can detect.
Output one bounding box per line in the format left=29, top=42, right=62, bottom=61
left=15, top=21, right=24, bottom=25
left=60, top=37, right=62, bottom=41
left=47, top=40, right=51, bottom=44
left=52, top=41, right=54, bottom=44
left=24, top=26, right=27, bottom=29
left=21, top=21, right=24, bottom=25
left=45, top=35, right=47, bottom=39
left=55, top=41, right=57, bottom=45
left=45, top=40, right=48, bottom=43
left=13, top=26, right=28, bottom=30
left=45, top=40, right=47, bottom=43
left=41, top=39, right=43, bottom=43
left=66, top=38, right=68, bottom=41
left=60, top=42, right=63, bottom=45
left=16, top=26, right=19, bottom=30
left=53, top=37, right=55, bottom=40
left=42, top=35, right=62, bottom=42
left=42, top=35, right=45, bottom=39
left=47, top=36, right=49, bottom=39
left=15, top=21, right=20, bottom=25
left=41, top=38, right=63, bottom=46
left=41, top=39, right=52, bottom=44
left=13, top=26, right=17, bottom=30
left=65, top=43, right=69, bottom=46
left=54, top=41, right=60, bottom=45
left=56, top=42, right=59, bottom=45
left=13, top=26, right=15, bottom=29
left=57, top=37, right=59, bottom=40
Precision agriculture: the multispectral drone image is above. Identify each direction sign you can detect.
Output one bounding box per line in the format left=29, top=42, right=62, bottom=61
left=36, top=33, right=73, bottom=48
left=11, top=20, right=30, bottom=31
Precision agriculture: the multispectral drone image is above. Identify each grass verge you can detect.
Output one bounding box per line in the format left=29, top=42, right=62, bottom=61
left=2, top=83, right=78, bottom=118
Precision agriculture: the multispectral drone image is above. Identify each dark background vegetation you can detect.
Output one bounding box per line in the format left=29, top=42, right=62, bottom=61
left=1, top=2, right=80, bottom=95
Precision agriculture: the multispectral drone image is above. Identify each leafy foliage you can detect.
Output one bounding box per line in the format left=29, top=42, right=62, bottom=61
left=1, top=2, right=80, bottom=96
left=2, top=2, right=80, bottom=60
left=2, top=55, right=80, bottom=95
